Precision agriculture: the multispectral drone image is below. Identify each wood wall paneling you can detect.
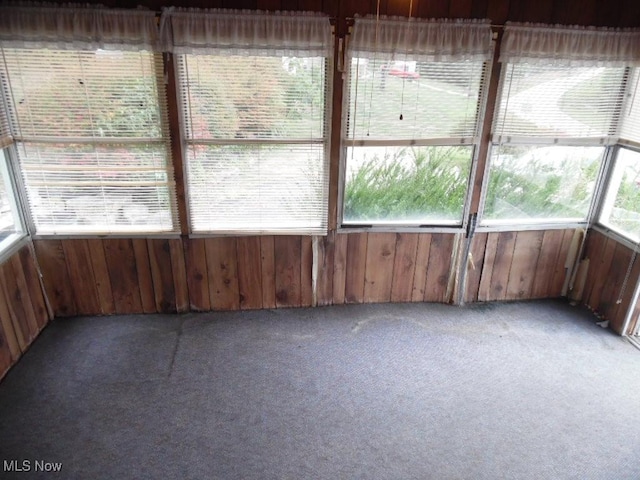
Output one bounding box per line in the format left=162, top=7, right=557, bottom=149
left=104, top=239, right=144, bottom=314
left=260, top=236, right=277, bottom=309
left=274, top=236, right=302, bottom=308
left=183, top=238, right=211, bottom=311
left=391, top=233, right=419, bottom=303
left=205, top=237, right=240, bottom=311
left=237, top=236, right=264, bottom=310
left=345, top=232, right=368, bottom=304
left=34, top=240, right=76, bottom=316
left=465, top=232, right=487, bottom=303
left=131, top=239, right=159, bottom=313
left=300, top=236, right=314, bottom=307
left=411, top=233, right=432, bottom=302
left=424, top=234, right=455, bottom=303
left=332, top=233, right=348, bottom=305
left=363, top=233, right=397, bottom=303
left=505, top=230, right=544, bottom=300
left=316, top=232, right=335, bottom=306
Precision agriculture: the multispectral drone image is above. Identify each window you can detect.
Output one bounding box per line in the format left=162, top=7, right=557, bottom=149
left=0, top=148, right=24, bottom=253
left=342, top=18, right=492, bottom=226
left=166, top=10, right=332, bottom=234
left=600, top=147, right=640, bottom=241
left=483, top=24, right=637, bottom=225
left=0, top=7, right=179, bottom=235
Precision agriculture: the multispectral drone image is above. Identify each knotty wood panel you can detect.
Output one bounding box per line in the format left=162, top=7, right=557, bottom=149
left=62, top=239, right=101, bottom=315
left=0, top=244, right=50, bottom=380
left=505, top=230, right=544, bottom=300
left=424, top=234, right=455, bottom=303
left=316, top=232, right=335, bottom=306
left=237, top=236, right=264, bottom=310
left=391, top=233, right=419, bottom=303
left=345, top=232, right=367, bottom=304
left=147, top=239, right=178, bottom=313
left=275, top=236, right=302, bottom=308
left=300, top=236, right=314, bottom=307
left=260, top=236, right=277, bottom=308
left=332, top=233, right=348, bottom=305
left=34, top=240, right=76, bottom=316
left=104, top=239, right=144, bottom=314
left=411, top=233, right=432, bottom=302
left=131, top=239, right=157, bottom=314
left=183, top=238, right=210, bottom=311
left=86, top=239, right=116, bottom=315
left=205, top=237, right=240, bottom=311
left=465, top=232, right=487, bottom=303
left=363, top=233, right=397, bottom=303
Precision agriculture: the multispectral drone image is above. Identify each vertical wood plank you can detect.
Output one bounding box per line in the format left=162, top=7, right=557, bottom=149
left=550, top=229, right=575, bottom=298
left=391, top=233, right=419, bottom=303
left=0, top=262, right=32, bottom=347
left=0, top=274, right=21, bottom=360
left=530, top=229, right=565, bottom=298
left=103, top=239, right=143, bottom=314
left=345, top=232, right=368, bottom=304
left=275, top=236, right=302, bottom=308
left=260, top=236, right=276, bottom=309
left=465, top=233, right=487, bottom=303
left=477, top=233, right=498, bottom=301
left=609, top=248, right=640, bottom=333
left=33, top=240, right=76, bottom=317
left=424, top=234, right=454, bottom=303
left=206, top=237, right=240, bottom=311
left=317, top=232, right=335, bottom=306
left=169, top=239, right=189, bottom=313
left=333, top=233, right=348, bottom=305
left=598, top=243, right=630, bottom=325
left=364, top=233, right=397, bottom=303
left=147, top=239, right=177, bottom=313
left=131, top=239, right=157, bottom=314
left=411, top=234, right=432, bottom=302
left=9, top=255, right=39, bottom=340
left=17, top=247, right=49, bottom=328
left=0, top=264, right=26, bottom=351
left=489, top=232, right=516, bottom=302
left=85, top=240, right=116, bottom=315
left=183, top=238, right=211, bottom=311
left=237, top=236, right=263, bottom=310
left=300, top=236, right=313, bottom=307
left=62, top=240, right=100, bottom=315
left=0, top=306, right=14, bottom=377
left=505, top=231, right=544, bottom=300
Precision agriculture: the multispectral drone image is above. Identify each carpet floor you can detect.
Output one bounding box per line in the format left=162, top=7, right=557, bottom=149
left=0, top=299, right=639, bottom=479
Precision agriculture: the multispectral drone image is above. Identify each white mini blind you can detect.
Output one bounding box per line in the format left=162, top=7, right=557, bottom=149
left=495, top=23, right=640, bottom=145
left=1, top=48, right=179, bottom=234
left=493, top=63, right=626, bottom=143
left=620, top=68, right=640, bottom=145
left=345, top=17, right=492, bottom=146
left=168, top=9, right=332, bottom=235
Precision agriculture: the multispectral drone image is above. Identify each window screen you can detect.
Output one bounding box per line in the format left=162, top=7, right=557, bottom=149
left=0, top=48, right=179, bottom=235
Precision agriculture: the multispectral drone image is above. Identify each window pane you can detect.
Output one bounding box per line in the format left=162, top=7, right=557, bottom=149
left=346, top=59, right=485, bottom=140
left=187, top=144, right=327, bottom=234
left=19, top=143, right=175, bottom=234
left=484, top=145, right=603, bottom=222
left=343, top=146, right=473, bottom=225
left=2, top=49, right=164, bottom=139
left=180, top=55, right=326, bottom=140
left=0, top=148, right=23, bottom=244
left=600, top=148, right=640, bottom=241
left=494, top=65, right=625, bottom=139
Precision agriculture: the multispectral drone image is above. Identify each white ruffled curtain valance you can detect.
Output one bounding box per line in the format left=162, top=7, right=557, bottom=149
left=161, top=8, right=333, bottom=57
left=0, top=3, right=160, bottom=51
left=500, top=22, right=640, bottom=66
left=349, top=16, right=493, bottom=62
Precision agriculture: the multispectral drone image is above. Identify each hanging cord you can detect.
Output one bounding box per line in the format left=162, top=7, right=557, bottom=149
left=365, top=0, right=381, bottom=136
left=398, top=0, right=414, bottom=121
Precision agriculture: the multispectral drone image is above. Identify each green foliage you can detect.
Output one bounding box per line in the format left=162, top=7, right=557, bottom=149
left=344, top=146, right=471, bottom=222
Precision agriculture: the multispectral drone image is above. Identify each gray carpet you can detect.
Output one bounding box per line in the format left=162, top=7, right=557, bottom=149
left=0, top=300, right=639, bottom=479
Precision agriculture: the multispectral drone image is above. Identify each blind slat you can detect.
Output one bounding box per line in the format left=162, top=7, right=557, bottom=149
left=178, top=53, right=329, bottom=235
left=1, top=49, right=179, bottom=235
left=493, top=64, right=626, bottom=141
